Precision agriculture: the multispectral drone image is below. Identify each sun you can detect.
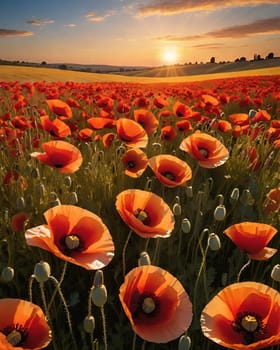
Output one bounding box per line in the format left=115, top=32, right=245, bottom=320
left=161, top=47, right=178, bottom=65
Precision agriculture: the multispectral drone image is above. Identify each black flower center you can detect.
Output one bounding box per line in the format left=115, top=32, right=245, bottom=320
left=2, top=324, right=28, bottom=346
left=161, top=171, right=176, bottom=181
left=232, top=312, right=264, bottom=345
left=198, top=147, right=209, bottom=158
left=128, top=161, right=135, bottom=168
left=54, top=163, right=64, bottom=168
left=134, top=209, right=151, bottom=226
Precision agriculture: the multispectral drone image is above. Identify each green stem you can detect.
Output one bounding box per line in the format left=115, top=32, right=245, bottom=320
left=47, top=261, right=68, bottom=311
left=132, top=332, right=137, bottom=350
left=100, top=306, right=108, bottom=350
left=28, top=275, right=35, bottom=302
left=122, top=230, right=132, bottom=278
left=237, top=258, right=251, bottom=282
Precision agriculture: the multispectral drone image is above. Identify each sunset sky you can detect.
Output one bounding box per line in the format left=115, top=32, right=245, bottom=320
left=1, top=0, right=280, bottom=66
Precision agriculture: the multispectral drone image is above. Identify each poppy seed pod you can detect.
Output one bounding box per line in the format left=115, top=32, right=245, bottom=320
left=68, top=192, right=78, bottom=205
left=173, top=203, right=182, bottom=216
left=186, top=186, right=193, bottom=198
left=64, top=176, right=72, bottom=187
left=34, top=261, right=51, bottom=283
left=271, top=264, right=280, bottom=282
left=178, top=334, right=191, bottom=350
left=91, top=285, right=107, bottom=307
left=214, top=204, right=226, bottom=221
left=138, top=251, right=151, bottom=266
left=207, top=233, right=221, bottom=251
left=1, top=266, right=14, bottom=282
left=181, top=218, right=191, bottom=234
left=16, top=196, right=26, bottom=210
left=83, top=315, right=95, bottom=333
left=230, top=187, right=240, bottom=204
left=93, top=270, right=104, bottom=287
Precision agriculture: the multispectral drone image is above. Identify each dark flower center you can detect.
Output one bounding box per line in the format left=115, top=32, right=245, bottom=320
left=61, top=234, right=84, bottom=255
left=131, top=292, right=160, bottom=320
left=2, top=324, right=28, bottom=346
left=134, top=209, right=151, bottom=226
left=54, top=163, right=64, bottom=168
left=161, top=171, right=176, bottom=181
left=128, top=161, right=135, bottom=168
left=198, top=147, right=209, bottom=158
left=232, top=312, right=264, bottom=345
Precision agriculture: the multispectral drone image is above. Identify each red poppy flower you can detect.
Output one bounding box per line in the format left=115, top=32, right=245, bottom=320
left=179, top=131, right=229, bottom=168
left=201, top=281, right=280, bottom=349
left=229, top=113, right=249, bottom=126
left=160, top=125, right=177, bottom=141
left=119, top=265, right=192, bottom=343
left=223, top=222, right=277, bottom=260
left=116, top=118, right=148, bottom=148
left=133, top=109, right=159, bottom=135
left=173, top=101, right=192, bottom=118
left=148, top=154, right=192, bottom=188
left=77, top=128, right=94, bottom=142
left=263, top=188, right=280, bottom=214
left=201, top=94, right=219, bottom=106
left=121, top=148, right=148, bottom=178
left=153, top=96, right=168, bottom=109
left=115, top=189, right=174, bottom=238
left=0, top=298, right=51, bottom=349
left=25, top=205, right=115, bottom=270
left=102, top=132, right=115, bottom=148
left=11, top=212, right=30, bottom=233
left=176, top=119, right=192, bottom=133
left=250, top=110, right=271, bottom=124
left=40, top=116, right=71, bottom=138
left=31, top=140, right=83, bottom=174
left=87, top=117, right=116, bottom=130
left=46, top=99, right=72, bottom=119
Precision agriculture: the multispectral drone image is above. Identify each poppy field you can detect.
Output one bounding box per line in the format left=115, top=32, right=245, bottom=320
left=0, top=74, right=280, bottom=350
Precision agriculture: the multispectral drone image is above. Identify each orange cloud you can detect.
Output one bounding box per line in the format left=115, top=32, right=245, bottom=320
left=154, top=16, right=280, bottom=40
left=0, top=29, right=33, bottom=37
left=138, top=0, right=280, bottom=16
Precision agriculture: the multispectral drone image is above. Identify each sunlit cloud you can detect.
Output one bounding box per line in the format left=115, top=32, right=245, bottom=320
left=138, top=0, right=280, bottom=16
left=192, top=43, right=225, bottom=49
left=64, top=24, right=77, bottom=27
left=84, top=11, right=96, bottom=18
left=85, top=10, right=115, bottom=22
left=88, top=16, right=107, bottom=22
left=0, top=28, right=34, bottom=37
left=154, top=16, right=280, bottom=41
left=26, top=18, right=54, bottom=26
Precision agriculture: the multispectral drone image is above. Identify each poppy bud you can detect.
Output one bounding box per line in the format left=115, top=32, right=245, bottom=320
left=271, top=264, right=280, bottom=282
left=31, top=167, right=40, bottom=179
left=178, top=334, right=191, bottom=350
left=181, top=218, right=191, bottom=234
left=248, top=109, right=257, bottom=118
left=216, top=194, right=224, bottom=205
left=68, top=192, right=78, bottom=205
left=144, top=178, right=152, bottom=191
left=93, top=270, right=104, bottom=287
left=35, top=183, right=46, bottom=198
left=64, top=176, right=72, bottom=187
left=240, top=189, right=251, bottom=205
left=207, top=233, right=221, bottom=251
left=230, top=187, right=240, bottom=204
left=1, top=266, right=14, bottom=282
left=16, top=196, right=26, bottom=210
left=214, top=205, right=226, bottom=221
left=173, top=203, right=182, bottom=216
left=49, top=199, right=61, bottom=208
left=138, top=251, right=151, bottom=266
left=116, top=145, right=126, bottom=156
left=186, top=186, right=193, bottom=198
left=91, top=285, right=107, bottom=307
left=34, top=261, right=51, bottom=283
left=83, top=315, right=95, bottom=333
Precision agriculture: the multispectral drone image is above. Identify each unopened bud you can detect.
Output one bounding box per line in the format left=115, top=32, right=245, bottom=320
left=83, top=315, right=95, bottom=333
left=173, top=203, right=182, bottom=216
left=49, top=198, right=61, bottom=208
left=93, top=270, right=104, bottom=287
left=271, top=264, right=280, bottom=282
left=214, top=205, right=226, bottom=221
left=240, top=189, right=251, bottom=205
left=34, top=261, right=51, bottom=283
left=68, top=192, right=78, bottom=205
left=138, top=252, right=151, bottom=266
left=216, top=194, right=224, bottom=205
left=207, top=233, right=221, bottom=251
left=144, top=178, right=152, bottom=191
left=181, top=218, right=191, bottom=234
left=16, top=196, right=26, bottom=210
left=64, top=176, right=72, bottom=187
left=31, top=167, right=40, bottom=179
left=248, top=109, right=257, bottom=118
left=230, top=188, right=240, bottom=204
left=91, top=285, right=107, bottom=307
left=1, top=266, right=14, bottom=282
left=178, top=334, right=191, bottom=350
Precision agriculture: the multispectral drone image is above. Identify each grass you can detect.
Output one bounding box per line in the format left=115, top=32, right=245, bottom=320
left=1, top=64, right=280, bottom=83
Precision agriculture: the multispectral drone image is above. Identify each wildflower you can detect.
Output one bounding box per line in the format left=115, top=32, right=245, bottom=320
left=31, top=140, right=83, bottom=174
left=46, top=98, right=72, bottom=119
left=201, top=281, right=280, bottom=349
left=115, top=189, right=175, bottom=238
left=148, top=154, right=192, bottom=188
left=11, top=212, right=30, bottom=232
left=173, top=101, right=192, bottom=118
left=40, top=116, right=71, bottom=138
left=224, top=222, right=277, bottom=260
left=0, top=298, right=51, bottom=349
left=25, top=205, right=115, bottom=270
left=121, top=148, right=148, bottom=178
left=161, top=125, right=177, bottom=141
left=179, top=131, right=229, bottom=168
left=119, top=265, right=192, bottom=343
left=116, top=118, right=148, bottom=148
left=263, top=187, right=280, bottom=214
left=133, top=109, right=159, bottom=135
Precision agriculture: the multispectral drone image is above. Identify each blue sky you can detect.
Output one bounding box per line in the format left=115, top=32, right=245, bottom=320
left=0, top=0, right=280, bottom=66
